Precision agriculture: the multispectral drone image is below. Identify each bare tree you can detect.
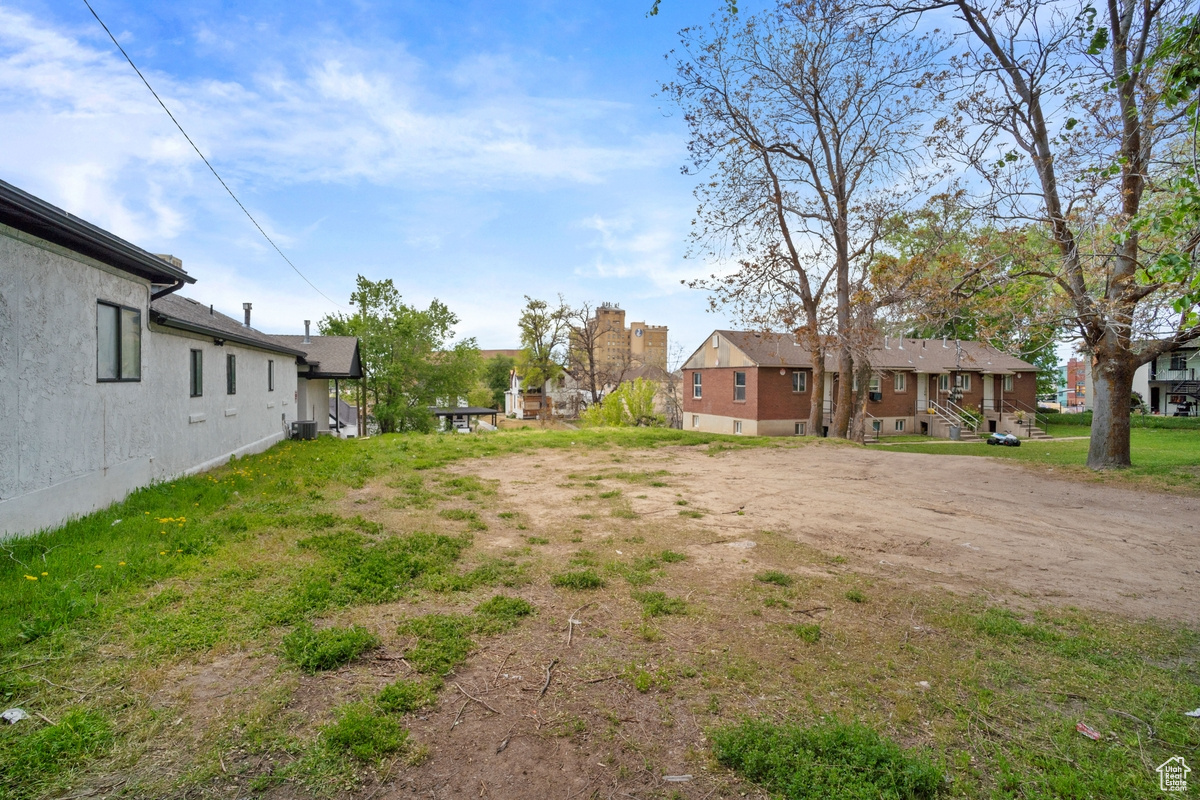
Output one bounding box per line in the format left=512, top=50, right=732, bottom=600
left=884, top=0, right=1200, bottom=468
left=668, top=0, right=946, bottom=438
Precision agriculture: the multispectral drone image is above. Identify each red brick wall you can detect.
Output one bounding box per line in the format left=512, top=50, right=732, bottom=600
left=755, top=367, right=813, bottom=420
left=683, top=368, right=756, bottom=418
left=864, top=370, right=918, bottom=417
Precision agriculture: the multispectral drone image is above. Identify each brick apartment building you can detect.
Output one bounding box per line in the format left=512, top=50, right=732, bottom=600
left=1064, top=357, right=1088, bottom=411
left=682, top=330, right=1039, bottom=438
left=588, top=303, right=667, bottom=372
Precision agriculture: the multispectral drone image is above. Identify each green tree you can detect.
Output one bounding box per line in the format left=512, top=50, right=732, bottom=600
left=482, top=353, right=515, bottom=411
left=581, top=378, right=663, bottom=427
left=516, top=296, right=569, bottom=395
left=321, top=276, right=480, bottom=433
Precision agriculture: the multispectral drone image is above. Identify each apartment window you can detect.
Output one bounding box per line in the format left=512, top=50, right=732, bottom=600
left=189, top=350, right=203, bottom=397
left=792, top=371, right=806, bottom=392
left=692, top=415, right=700, bottom=429
left=868, top=375, right=881, bottom=394
left=693, top=372, right=702, bottom=399
left=1003, top=374, right=1014, bottom=392
left=268, top=359, right=275, bottom=392
left=96, top=301, right=141, bottom=382
left=795, top=421, right=806, bottom=436
left=1171, top=352, right=1187, bottom=371
left=872, top=419, right=882, bottom=432
left=734, top=371, right=746, bottom=402
left=954, top=373, right=972, bottom=391
left=894, top=372, right=907, bottom=392
left=895, top=419, right=905, bottom=432
left=938, top=374, right=950, bottom=392
left=734, top=420, right=742, bottom=434
left=226, top=354, right=237, bottom=395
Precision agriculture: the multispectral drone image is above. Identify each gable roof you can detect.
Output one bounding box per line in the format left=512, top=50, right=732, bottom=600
left=0, top=178, right=194, bottom=288
left=150, top=294, right=308, bottom=356
left=705, top=330, right=1037, bottom=373
left=275, top=335, right=363, bottom=378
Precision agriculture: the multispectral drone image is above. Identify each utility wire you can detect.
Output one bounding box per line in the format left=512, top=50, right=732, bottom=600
left=82, top=0, right=346, bottom=310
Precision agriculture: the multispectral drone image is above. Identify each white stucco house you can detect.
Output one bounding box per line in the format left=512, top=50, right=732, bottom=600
left=0, top=179, right=358, bottom=537
left=1082, top=346, right=1200, bottom=416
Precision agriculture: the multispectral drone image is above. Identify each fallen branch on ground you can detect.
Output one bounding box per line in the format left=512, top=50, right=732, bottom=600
left=455, top=683, right=500, bottom=715
left=538, top=658, right=559, bottom=699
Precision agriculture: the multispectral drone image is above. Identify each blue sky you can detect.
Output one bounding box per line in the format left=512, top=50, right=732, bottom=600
left=0, top=0, right=745, bottom=354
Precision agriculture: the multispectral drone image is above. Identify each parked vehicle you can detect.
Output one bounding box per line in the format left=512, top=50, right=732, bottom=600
left=986, top=432, right=1021, bottom=447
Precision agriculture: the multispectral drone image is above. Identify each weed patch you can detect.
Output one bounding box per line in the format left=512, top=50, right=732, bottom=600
left=633, top=591, right=688, bottom=617
left=0, top=710, right=112, bottom=794
left=552, top=570, right=607, bottom=590
left=711, top=718, right=942, bottom=800
left=786, top=623, right=822, bottom=643
left=322, top=703, right=408, bottom=761
left=755, top=571, right=793, bottom=587
left=378, top=679, right=442, bottom=714
left=282, top=622, right=378, bottom=673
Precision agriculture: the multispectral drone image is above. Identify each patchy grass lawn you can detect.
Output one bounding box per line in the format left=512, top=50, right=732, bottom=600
left=0, top=428, right=1196, bottom=800
left=886, top=427, right=1200, bottom=494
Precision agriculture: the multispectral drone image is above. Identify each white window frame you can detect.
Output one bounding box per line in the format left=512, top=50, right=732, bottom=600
left=954, top=373, right=971, bottom=391
left=692, top=414, right=700, bottom=428
left=938, top=374, right=950, bottom=392
left=1003, top=374, right=1014, bottom=391
left=712, top=334, right=720, bottom=348
left=692, top=372, right=702, bottom=399
left=894, top=372, right=907, bottom=392
left=734, top=420, right=742, bottom=434
left=895, top=419, right=905, bottom=432
left=795, top=421, right=806, bottom=436
left=869, top=375, right=881, bottom=394
left=792, top=371, right=806, bottom=393
left=734, top=371, right=746, bottom=402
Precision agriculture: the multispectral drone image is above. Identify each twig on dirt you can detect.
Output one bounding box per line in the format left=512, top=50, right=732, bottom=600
left=450, top=700, right=470, bottom=731
left=793, top=606, right=830, bottom=618
left=583, top=674, right=619, bottom=684
left=538, top=658, right=559, bottom=699
left=218, top=752, right=227, bottom=774
left=490, top=650, right=515, bottom=690
left=567, top=602, right=595, bottom=646
left=455, top=683, right=500, bottom=715
left=495, top=737, right=510, bottom=754
left=1108, top=708, right=1154, bottom=736
left=35, top=712, right=56, bottom=726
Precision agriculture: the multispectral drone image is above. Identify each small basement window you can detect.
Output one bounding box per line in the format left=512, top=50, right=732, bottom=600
left=97, top=301, right=141, bottom=382
left=872, top=419, right=882, bottom=432
left=226, top=354, right=237, bottom=395
left=190, top=349, right=203, bottom=397
left=795, top=421, right=806, bottom=436
left=734, top=420, right=742, bottom=434
left=895, top=419, right=905, bottom=432
left=692, top=414, right=700, bottom=428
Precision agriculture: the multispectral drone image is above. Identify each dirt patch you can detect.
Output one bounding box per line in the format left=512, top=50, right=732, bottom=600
left=469, top=444, right=1200, bottom=623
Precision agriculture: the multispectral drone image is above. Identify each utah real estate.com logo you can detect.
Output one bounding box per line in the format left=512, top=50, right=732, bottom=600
left=1157, top=756, right=1190, bottom=793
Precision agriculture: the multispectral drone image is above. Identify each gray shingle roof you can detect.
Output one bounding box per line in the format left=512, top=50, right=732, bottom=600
left=715, top=330, right=1037, bottom=373
left=275, top=335, right=362, bottom=378
left=150, top=294, right=307, bottom=356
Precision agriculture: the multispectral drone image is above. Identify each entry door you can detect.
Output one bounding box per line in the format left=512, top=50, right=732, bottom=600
left=916, top=373, right=928, bottom=412
left=982, top=374, right=994, bottom=411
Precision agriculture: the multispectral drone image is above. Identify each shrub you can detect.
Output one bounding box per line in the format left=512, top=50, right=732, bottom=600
left=282, top=622, right=378, bottom=673
left=711, top=718, right=943, bottom=800
left=844, top=590, right=866, bottom=604
left=659, top=550, right=687, bottom=563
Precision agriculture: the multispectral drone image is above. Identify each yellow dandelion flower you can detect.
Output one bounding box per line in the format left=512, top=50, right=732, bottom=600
left=24, top=575, right=37, bottom=581
left=95, top=564, right=102, bottom=569
left=41, top=572, right=47, bottom=576
left=176, top=549, right=183, bottom=553
left=160, top=551, right=166, bottom=555
left=119, top=561, right=126, bottom=566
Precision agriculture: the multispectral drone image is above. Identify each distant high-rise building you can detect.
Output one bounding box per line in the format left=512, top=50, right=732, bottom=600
left=584, top=302, right=668, bottom=372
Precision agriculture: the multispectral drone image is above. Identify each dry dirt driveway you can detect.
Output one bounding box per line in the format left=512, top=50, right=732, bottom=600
left=476, top=443, right=1200, bottom=623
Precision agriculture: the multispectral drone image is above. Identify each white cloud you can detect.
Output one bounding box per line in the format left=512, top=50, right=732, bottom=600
left=574, top=210, right=719, bottom=295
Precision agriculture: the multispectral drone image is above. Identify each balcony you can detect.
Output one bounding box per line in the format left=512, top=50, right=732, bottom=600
left=1151, top=368, right=1196, bottom=382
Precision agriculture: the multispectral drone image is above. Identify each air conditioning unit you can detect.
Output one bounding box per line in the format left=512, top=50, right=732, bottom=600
left=290, top=420, right=318, bottom=440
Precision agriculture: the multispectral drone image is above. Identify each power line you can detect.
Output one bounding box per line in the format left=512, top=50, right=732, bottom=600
left=81, top=0, right=346, bottom=310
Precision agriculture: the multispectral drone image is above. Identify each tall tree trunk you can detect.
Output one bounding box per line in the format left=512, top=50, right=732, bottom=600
left=831, top=346, right=854, bottom=437
left=808, top=347, right=825, bottom=436
left=1087, top=343, right=1134, bottom=469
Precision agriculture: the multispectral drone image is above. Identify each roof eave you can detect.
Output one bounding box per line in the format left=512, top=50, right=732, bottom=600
left=152, top=315, right=309, bottom=357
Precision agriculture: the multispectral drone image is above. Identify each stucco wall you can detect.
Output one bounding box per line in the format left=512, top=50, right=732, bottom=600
left=0, top=225, right=298, bottom=537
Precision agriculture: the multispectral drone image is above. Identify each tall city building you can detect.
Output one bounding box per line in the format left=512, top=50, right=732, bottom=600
left=586, top=303, right=668, bottom=372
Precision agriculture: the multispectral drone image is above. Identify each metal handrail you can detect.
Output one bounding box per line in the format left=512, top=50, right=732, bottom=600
left=944, top=398, right=981, bottom=431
